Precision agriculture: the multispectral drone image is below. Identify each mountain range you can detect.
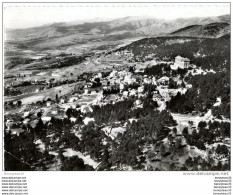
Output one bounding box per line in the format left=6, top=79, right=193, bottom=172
left=5, top=14, right=230, bottom=51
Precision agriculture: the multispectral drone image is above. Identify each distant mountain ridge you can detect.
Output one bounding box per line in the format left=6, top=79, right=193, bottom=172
left=5, top=14, right=230, bottom=50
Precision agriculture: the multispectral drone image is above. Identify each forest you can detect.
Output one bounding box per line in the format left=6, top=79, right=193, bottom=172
left=117, top=35, right=230, bottom=71
left=167, top=72, right=230, bottom=118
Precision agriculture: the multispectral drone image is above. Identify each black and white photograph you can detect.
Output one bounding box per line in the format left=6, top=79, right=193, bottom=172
left=2, top=2, right=230, bottom=173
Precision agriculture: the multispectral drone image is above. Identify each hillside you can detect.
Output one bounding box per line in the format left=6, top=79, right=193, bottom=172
left=170, top=22, right=230, bottom=37
left=115, top=35, right=230, bottom=71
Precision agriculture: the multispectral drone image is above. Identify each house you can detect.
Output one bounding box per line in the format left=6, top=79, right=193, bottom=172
left=124, top=75, right=134, bottom=85
left=83, top=117, right=95, bottom=125
left=159, top=89, right=171, bottom=102
left=137, top=86, right=144, bottom=93
left=224, top=138, right=230, bottom=145
left=6, top=119, right=14, bottom=130
left=51, top=110, right=58, bottom=115
left=46, top=101, right=52, bottom=107
left=120, top=83, right=125, bottom=91
left=123, top=91, right=129, bottom=98
left=129, top=89, right=137, bottom=96
left=70, top=117, right=77, bottom=123
left=135, top=100, right=142, bottom=106
left=171, top=56, right=190, bottom=70
left=23, top=118, right=30, bottom=124
left=109, top=70, right=118, bottom=78
left=124, top=51, right=131, bottom=55
left=152, top=93, right=162, bottom=102
left=24, top=111, right=30, bottom=118
left=152, top=77, right=157, bottom=85
left=84, top=89, right=89, bottom=94
left=143, top=77, right=151, bottom=84
left=13, top=101, right=18, bottom=106
left=135, top=68, right=144, bottom=73
left=158, top=76, right=169, bottom=85
left=69, top=97, right=78, bottom=103
left=41, top=116, right=51, bottom=122
left=85, top=82, right=93, bottom=88
left=95, top=73, right=102, bottom=78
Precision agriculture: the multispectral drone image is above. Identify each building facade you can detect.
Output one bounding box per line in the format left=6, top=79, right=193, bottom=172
left=171, top=56, right=190, bottom=70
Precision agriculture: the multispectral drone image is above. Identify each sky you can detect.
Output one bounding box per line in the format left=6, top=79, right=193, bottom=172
left=3, top=2, right=230, bottom=29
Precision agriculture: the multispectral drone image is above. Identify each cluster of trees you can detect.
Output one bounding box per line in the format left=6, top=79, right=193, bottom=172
left=81, top=88, right=175, bottom=168
left=182, top=120, right=230, bottom=151
left=6, top=57, right=35, bottom=70
left=103, top=87, right=120, bottom=95
left=39, top=55, right=88, bottom=70
left=143, top=83, right=157, bottom=92
left=123, top=83, right=141, bottom=91
left=168, top=72, right=230, bottom=118
left=167, top=91, right=195, bottom=113
left=61, top=156, right=94, bottom=171
left=4, top=110, right=85, bottom=171
left=110, top=110, right=175, bottom=167
left=4, top=87, right=22, bottom=96
left=168, top=78, right=178, bottom=89
left=212, top=103, right=230, bottom=119
left=4, top=100, right=22, bottom=110
left=89, top=98, right=135, bottom=125
left=79, top=122, right=109, bottom=160
left=140, top=63, right=171, bottom=78
left=65, top=108, right=82, bottom=119
left=4, top=131, right=49, bottom=171
left=89, top=89, right=161, bottom=125
left=91, top=77, right=102, bottom=88
left=183, top=155, right=230, bottom=171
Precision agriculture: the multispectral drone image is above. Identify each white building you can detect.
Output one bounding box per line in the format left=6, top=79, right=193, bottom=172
left=6, top=119, right=14, bottom=130
left=137, top=86, right=144, bottom=93
left=24, top=111, right=30, bottom=118
left=143, top=78, right=151, bottom=84
left=42, top=116, right=51, bottom=122
left=84, top=89, right=89, bottom=94
left=123, top=91, right=129, bottom=98
left=124, top=75, right=134, bottom=85
left=135, top=100, right=142, bottom=106
left=171, top=56, right=190, bottom=70
left=96, top=72, right=102, bottom=78
left=83, top=117, right=95, bottom=125
left=109, top=70, right=118, bottom=78
left=69, top=97, right=78, bottom=103
left=129, top=89, right=137, bottom=96
left=46, top=101, right=52, bottom=107
left=120, top=83, right=125, bottom=91
left=70, top=117, right=77, bottom=123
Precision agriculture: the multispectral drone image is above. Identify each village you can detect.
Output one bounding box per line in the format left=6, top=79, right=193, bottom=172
left=4, top=51, right=230, bottom=171
left=5, top=55, right=190, bottom=131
